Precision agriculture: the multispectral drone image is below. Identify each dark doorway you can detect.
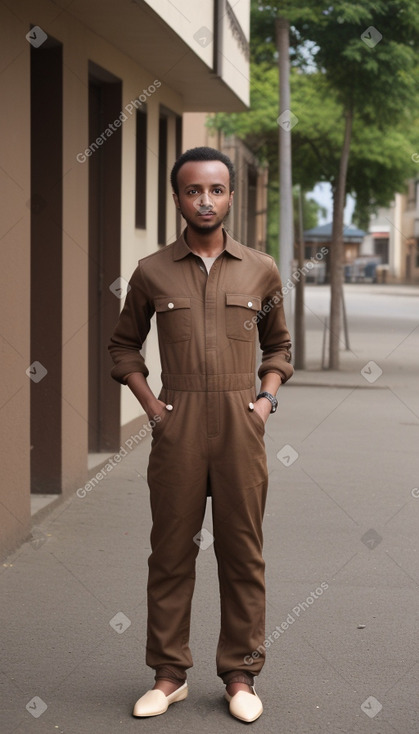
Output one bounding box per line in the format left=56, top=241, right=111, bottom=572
left=88, top=63, right=121, bottom=452
left=157, top=112, right=168, bottom=246
left=30, top=34, right=63, bottom=493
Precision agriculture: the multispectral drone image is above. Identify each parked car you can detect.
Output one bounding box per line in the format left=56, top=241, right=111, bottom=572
left=345, top=257, right=382, bottom=283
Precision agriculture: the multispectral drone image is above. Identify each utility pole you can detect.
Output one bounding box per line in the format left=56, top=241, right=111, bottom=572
left=276, top=17, right=294, bottom=326
left=294, top=184, right=305, bottom=369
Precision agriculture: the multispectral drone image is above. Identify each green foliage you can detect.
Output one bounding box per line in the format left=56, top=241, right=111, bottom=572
left=209, top=0, right=419, bottom=234
left=282, top=0, right=419, bottom=123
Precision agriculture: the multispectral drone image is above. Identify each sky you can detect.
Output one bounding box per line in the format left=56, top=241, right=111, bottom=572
left=308, top=182, right=356, bottom=226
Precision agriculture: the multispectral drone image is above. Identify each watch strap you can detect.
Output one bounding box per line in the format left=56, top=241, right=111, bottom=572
left=256, top=391, right=278, bottom=413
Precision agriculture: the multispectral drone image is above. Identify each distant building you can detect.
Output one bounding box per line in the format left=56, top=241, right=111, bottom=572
left=303, top=182, right=419, bottom=285
left=304, top=222, right=367, bottom=262
left=361, top=185, right=419, bottom=284
left=0, top=0, right=250, bottom=558
left=303, top=222, right=367, bottom=281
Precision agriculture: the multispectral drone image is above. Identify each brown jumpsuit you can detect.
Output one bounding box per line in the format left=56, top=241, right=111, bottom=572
left=108, top=230, right=293, bottom=686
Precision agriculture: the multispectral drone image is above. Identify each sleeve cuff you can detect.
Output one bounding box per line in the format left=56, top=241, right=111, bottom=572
left=110, top=361, right=149, bottom=385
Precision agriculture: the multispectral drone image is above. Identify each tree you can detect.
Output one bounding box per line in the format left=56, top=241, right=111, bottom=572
left=270, top=0, right=419, bottom=368
left=210, top=0, right=419, bottom=368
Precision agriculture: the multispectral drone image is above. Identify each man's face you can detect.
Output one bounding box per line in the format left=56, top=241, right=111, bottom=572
left=173, top=160, right=234, bottom=235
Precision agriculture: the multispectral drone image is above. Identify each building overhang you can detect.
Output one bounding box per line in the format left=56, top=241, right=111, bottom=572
left=63, top=0, right=249, bottom=112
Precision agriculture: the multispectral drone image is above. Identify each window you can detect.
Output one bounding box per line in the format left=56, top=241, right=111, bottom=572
left=135, top=107, right=147, bottom=229
left=374, top=237, right=389, bottom=263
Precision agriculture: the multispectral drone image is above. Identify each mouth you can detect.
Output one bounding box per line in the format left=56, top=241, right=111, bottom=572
left=198, top=210, right=215, bottom=218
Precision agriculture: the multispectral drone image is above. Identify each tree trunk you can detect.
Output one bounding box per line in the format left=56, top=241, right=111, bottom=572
left=328, top=108, right=353, bottom=369
left=276, top=17, right=294, bottom=305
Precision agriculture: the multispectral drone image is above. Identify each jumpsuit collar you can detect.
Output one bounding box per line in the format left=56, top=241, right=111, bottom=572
left=172, top=229, right=243, bottom=262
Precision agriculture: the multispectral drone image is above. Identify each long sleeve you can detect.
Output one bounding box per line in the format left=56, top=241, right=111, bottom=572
left=108, top=263, right=155, bottom=384
left=257, top=260, right=294, bottom=383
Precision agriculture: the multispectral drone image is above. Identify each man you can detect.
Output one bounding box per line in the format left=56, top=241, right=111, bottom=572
left=108, top=147, right=293, bottom=722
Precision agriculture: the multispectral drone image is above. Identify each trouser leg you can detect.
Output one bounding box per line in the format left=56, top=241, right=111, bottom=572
left=209, top=389, right=268, bottom=683
left=145, top=390, right=208, bottom=675
left=213, top=478, right=267, bottom=683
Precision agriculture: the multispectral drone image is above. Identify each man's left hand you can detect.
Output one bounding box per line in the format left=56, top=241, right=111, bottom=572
left=253, top=397, right=272, bottom=425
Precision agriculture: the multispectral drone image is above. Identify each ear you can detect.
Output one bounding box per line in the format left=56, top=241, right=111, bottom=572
left=172, top=192, right=181, bottom=210
left=228, top=190, right=234, bottom=208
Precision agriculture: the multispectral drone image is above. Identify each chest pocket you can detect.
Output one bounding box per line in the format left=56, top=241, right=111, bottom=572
left=225, top=294, right=262, bottom=341
left=154, top=297, right=191, bottom=343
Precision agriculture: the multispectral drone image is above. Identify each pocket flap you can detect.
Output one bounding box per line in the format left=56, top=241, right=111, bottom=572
left=155, top=296, right=191, bottom=312
left=226, top=294, right=261, bottom=311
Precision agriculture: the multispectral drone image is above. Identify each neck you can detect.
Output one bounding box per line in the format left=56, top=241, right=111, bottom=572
left=185, top=226, right=225, bottom=257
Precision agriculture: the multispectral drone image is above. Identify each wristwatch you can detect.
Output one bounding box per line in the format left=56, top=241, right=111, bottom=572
left=256, top=391, right=278, bottom=413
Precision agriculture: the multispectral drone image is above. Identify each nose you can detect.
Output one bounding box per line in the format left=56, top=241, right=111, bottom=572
left=198, top=192, right=213, bottom=207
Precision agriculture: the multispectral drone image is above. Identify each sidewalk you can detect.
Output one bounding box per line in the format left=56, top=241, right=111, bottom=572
left=1, top=285, right=418, bottom=733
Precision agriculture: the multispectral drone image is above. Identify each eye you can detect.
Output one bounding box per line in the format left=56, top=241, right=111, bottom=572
left=186, top=188, right=199, bottom=195
left=213, top=188, right=223, bottom=194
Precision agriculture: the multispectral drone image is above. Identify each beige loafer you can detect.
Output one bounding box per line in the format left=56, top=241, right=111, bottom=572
left=132, top=682, right=188, bottom=717
left=225, top=685, right=263, bottom=723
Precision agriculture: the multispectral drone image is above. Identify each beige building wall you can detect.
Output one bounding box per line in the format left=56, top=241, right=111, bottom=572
left=1, top=0, right=250, bottom=558
left=0, top=3, right=31, bottom=555
left=401, top=180, right=419, bottom=283
left=366, top=182, right=419, bottom=283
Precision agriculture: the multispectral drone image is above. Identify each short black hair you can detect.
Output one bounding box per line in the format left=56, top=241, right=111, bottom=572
left=170, top=146, right=235, bottom=195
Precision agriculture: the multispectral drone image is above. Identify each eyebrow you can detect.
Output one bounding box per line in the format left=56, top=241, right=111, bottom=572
left=184, top=183, right=227, bottom=190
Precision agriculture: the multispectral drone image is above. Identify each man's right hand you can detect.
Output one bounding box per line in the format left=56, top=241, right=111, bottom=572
left=126, top=373, right=167, bottom=422
left=151, top=399, right=169, bottom=423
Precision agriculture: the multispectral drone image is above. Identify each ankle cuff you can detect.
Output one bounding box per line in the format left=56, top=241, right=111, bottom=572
left=222, top=671, right=254, bottom=686
left=154, top=665, right=187, bottom=684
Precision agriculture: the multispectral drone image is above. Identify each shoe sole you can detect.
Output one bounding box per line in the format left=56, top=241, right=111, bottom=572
left=229, top=707, right=263, bottom=723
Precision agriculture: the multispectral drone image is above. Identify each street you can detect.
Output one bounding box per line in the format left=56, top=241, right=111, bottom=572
left=1, top=284, right=418, bottom=734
